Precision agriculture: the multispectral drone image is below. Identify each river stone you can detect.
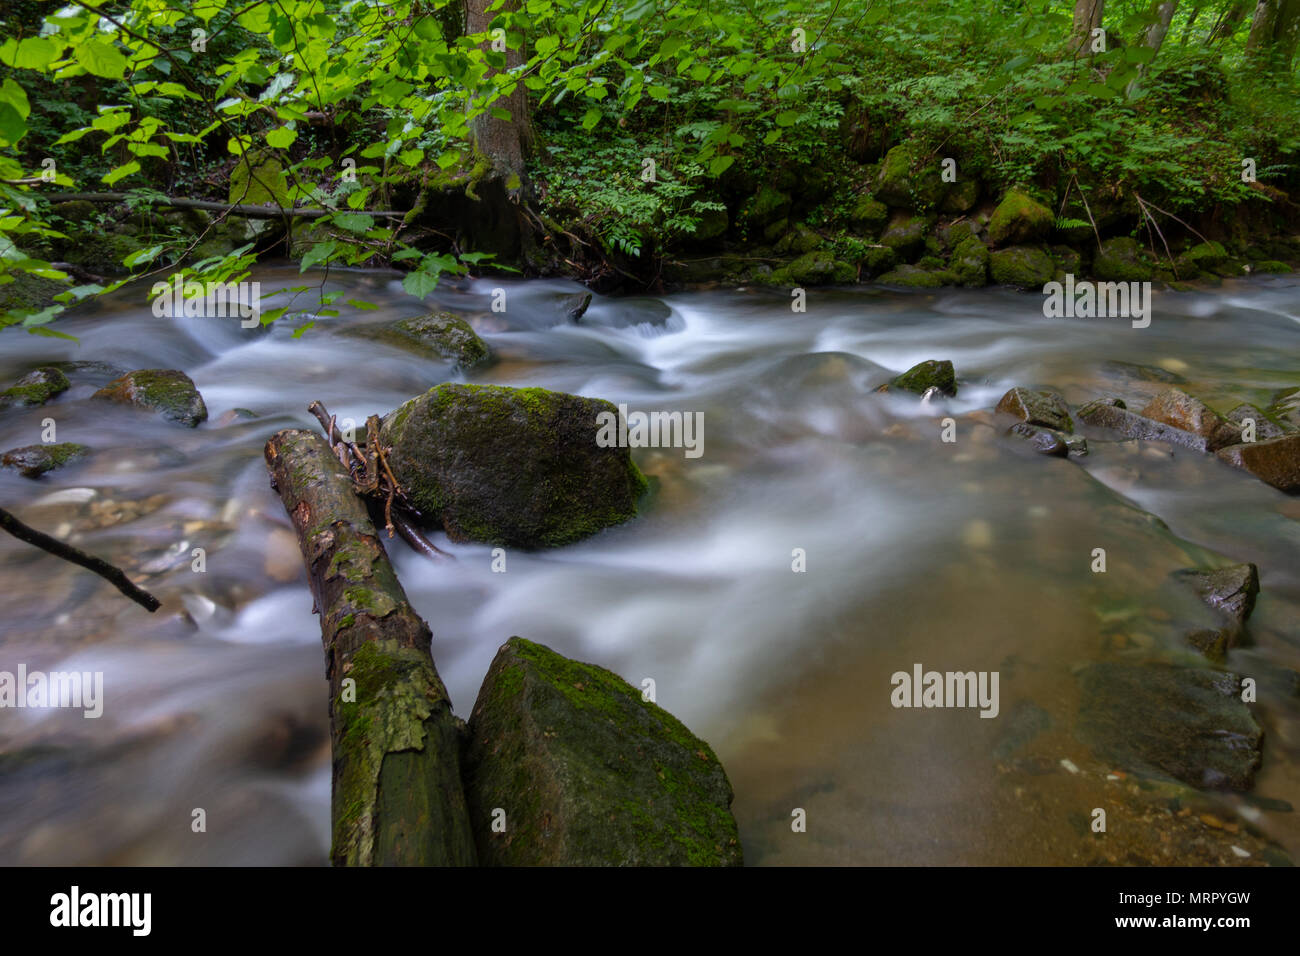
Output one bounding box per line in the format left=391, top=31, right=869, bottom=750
left=1006, top=422, right=1068, bottom=457
left=1076, top=662, right=1263, bottom=791
left=344, top=311, right=490, bottom=369
left=989, top=245, right=1054, bottom=289
left=884, top=359, right=957, bottom=397
left=1, top=443, right=89, bottom=478
left=1076, top=399, right=1208, bottom=452
left=462, top=637, right=743, bottom=866
left=560, top=291, right=592, bottom=322
left=1225, top=404, right=1287, bottom=442
left=0, top=367, right=70, bottom=409
left=92, top=369, right=208, bottom=427
left=996, top=387, right=1073, bottom=432
left=1093, top=237, right=1155, bottom=282
left=1215, top=434, right=1300, bottom=493
left=1267, top=387, right=1300, bottom=432
left=879, top=215, right=930, bottom=259
left=379, top=383, right=649, bottom=548
left=1141, top=388, right=1241, bottom=451
left=1172, top=563, right=1259, bottom=658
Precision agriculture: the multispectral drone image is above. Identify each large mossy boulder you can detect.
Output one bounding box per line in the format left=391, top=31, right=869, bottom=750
left=996, top=387, right=1073, bottom=432
left=989, top=245, right=1054, bottom=289
left=462, top=637, right=743, bottom=866
left=879, top=215, right=930, bottom=259
left=773, top=250, right=855, bottom=286
left=380, top=384, right=649, bottom=548
left=92, top=369, right=208, bottom=427
left=741, top=185, right=792, bottom=232
left=877, top=264, right=956, bottom=288
left=343, top=311, right=490, bottom=369
left=987, top=188, right=1053, bottom=247
left=849, top=194, right=889, bottom=235
left=875, top=142, right=946, bottom=209
left=1093, top=236, right=1155, bottom=282
left=1175, top=240, right=1229, bottom=276
left=887, top=359, right=957, bottom=396
left=0, top=367, right=70, bottom=409
left=1076, top=662, right=1263, bottom=791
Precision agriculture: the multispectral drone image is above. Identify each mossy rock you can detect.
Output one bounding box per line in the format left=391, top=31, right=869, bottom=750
left=879, top=215, right=930, bottom=259
left=941, top=219, right=980, bottom=248
left=741, top=185, right=792, bottom=230
left=92, top=369, right=208, bottom=427
left=1252, top=260, right=1292, bottom=274
left=989, top=245, right=1054, bottom=289
left=63, top=233, right=147, bottom=277
left=889, top=359, right=957, bottom=396
left=0, top=367, right=70, bottom=409
left=858, top=245, right=897, bottom=277
left=774, top=224, right=823, bottom=255
left=462, top=636, right=743, bottom=866
left=877, top=265, right=956, bottom=288
left=0, top=268, right=69, bottom=320
left=690, top=204, right=729, bottom=241
left=950, top=236, right=989, bottom=287
left=1, top=442, right=89, bottom=478
left=50, top=200, right=100, bottom=223
left=380, top=383, right=648, bottom=548
left=1050, top=245, right=1083, bottom=279
left=1094, top=237, right=1155, bottom=282
left=775, top=250, right=855, bottom=286
left=849, top=194, right=889, bottom=235
left=1174, top=240, right=1228, bottom=275
left=875, top=142, right=946, bottom=209
left=343, top=311, right=490, bottom=369
left=940, top=178, right=980, bottom=213
left=987, top=188, right=1053, bottom=247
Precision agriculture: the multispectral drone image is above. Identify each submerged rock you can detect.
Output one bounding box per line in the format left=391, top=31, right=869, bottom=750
left=0, top=367, right=70, bottom=409
left=462, top=637, right=743, bottom=866
left=1225, top=404, right=1287, bottom=442
left=1215, top=434, right=1300, bottom=493
left=344, top=311, right=490, bottom=369
left=1077, top=399, right=1208, bottom=452
left=1006, top=422, right=1068, bottom=457
left=1141, top=388, right=1241, bottom=451
left=886, top=359, right=957, bottom=397
left=92, top=369, right=208, bottom=427
left=1, top=442, right=89, bottom=478
left=559, top=292, right=592, bottom=322
left=1172, top=563, right=1259, bottom=658
left=380, top=383, right=649, bottom=548
left=996, top=387, right=1073, bottom=432
left=1076, top=662, right=1263, bottom=791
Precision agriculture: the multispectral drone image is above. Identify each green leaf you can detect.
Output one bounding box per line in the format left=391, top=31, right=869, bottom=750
left=102, top=160, right=142, bottom=185
left=774, top=110, right=799, bottom=127
left=6, top=36, right=59, bottom=71
left=265, top=126, right=297, bottom=149
left=331, top=212, right=374, bottom=233
left=709, top=155, right=734, bottom=176
left=76, top=39, right=128, bottom=79
left=581, top=107, right=601, bottom=130
left=299, top=240, right=337, bottom=272
left=402, top=270, right=439, bottom=298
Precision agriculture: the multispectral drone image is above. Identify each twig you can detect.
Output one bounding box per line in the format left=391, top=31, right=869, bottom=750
left=0, top=506, right=161, bottom=612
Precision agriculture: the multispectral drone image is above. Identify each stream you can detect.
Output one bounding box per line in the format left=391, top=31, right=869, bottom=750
left=1, top=266, right=1298, bottom=865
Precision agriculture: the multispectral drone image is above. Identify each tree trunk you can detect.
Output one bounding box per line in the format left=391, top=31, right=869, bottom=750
left=1072, top=0, right=1106, bottom=52
left=464, top=0, right=531, bottom=189
left=1208, top=0, right=1250, bottom=42
left=264, top=429, right=476, bottom=867
left=1141, top=0, right=1179, bottom=51
left=1247, top=0, right=1300, bottom=69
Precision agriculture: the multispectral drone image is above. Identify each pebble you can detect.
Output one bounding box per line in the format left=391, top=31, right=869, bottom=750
left=33, top=487, right=96, bottom=506
left=1060, top=758, right=1080, bottom=774
left=1230, top=845, right=1251, bottom=858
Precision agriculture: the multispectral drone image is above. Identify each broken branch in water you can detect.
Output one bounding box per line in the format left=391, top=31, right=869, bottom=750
left=306, top=400, right=453, bottom=561
left=0, top=506, right=161, bottom=612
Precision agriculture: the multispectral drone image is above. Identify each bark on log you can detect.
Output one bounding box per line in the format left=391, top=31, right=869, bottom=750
left=42, top=192, right=407, bottom=221
left=264, top=428, right=476, bottom=866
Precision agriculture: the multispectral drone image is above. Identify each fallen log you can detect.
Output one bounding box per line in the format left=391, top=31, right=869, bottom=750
left=41, top=192, right=408, bottom=221
left=264, top=428, right=476, bottom=866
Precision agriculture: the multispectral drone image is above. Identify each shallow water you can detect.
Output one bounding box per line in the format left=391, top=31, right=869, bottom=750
left=1, top=267, right=1297, bottom=865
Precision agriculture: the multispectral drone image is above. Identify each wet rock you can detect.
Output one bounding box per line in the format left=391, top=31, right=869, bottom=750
left=987, top=188, right=1052, bottom=246
left=1006, top=422, right=1068, bottom=457
left=380, top=383, right=648, bottom=548
left=1141, top=388, right=1241, bottom=451
left=1076, top=662, right=1263, bottom=791
left=1172, top=563, right=1259, bottom=658
left=0, top=367, right=70, bottom=409
left=1226, top=404, right=1287, bottom=442
left=1267, top=387, right=1300, bottom=432
left=875, top=142, right=945, bottom=208
left=560, top=291, right=592, bottom=322
left=343, top=311, right=490, bottom=369
left=886, top=359, right=957, bottom=397
left=1, top=442, right=90, bottom=478
left=950, top=236, right=989, bottom=287
left=879, top=215, right=930, bottom=259
left=941, top=179, right=980, bottom=214
left=992, top=700, right=1052, bottom=759
left=774, top=250, right=855, bottom=285
left=996, top=387, right=1073, bottom=432
left=1175, top=241, right=1229, bottom=275
left=47, top=361, right=128, bottom=389
left=1077, top=399, right=1208, bottom=452
left=92, top=369, right=208, bottom=427
left=1098, top=360, right=1185, bottom=385
left=463, top=637, right=743, bottom=866
left=876, top=264, right=956, bottom=288
left=989, top=245, right=1054, bottom=289
left=858, top=245, right=897, bottom=277
left=1215, top=434, right=1300, bottom=493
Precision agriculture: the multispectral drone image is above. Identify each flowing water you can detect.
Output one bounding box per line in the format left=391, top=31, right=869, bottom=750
left=1, top=266, right=1298, bottom=865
